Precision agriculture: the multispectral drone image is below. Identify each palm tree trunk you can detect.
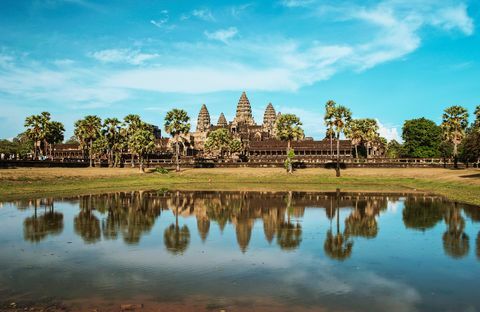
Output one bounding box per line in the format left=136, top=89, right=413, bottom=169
left=336, top=133, right=341, bottom=177
left=355, top=144, right=358, bottom=160
left=329, top=134, right=333, bottom=159
left=175, top=136, right=180, bottom=172
left=287, top=140, right=292, bottom=174
left=131, top=153, right=135, bottom=168
left=453, top=143, right=458, bottom=169
left=33, top=140, right=38, bottom=160
left=139, top=155, right=144, bottom=172
left=89, top=140, right=93, bottom=167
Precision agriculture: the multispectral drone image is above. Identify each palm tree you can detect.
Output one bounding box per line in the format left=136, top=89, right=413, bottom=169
left=74, top=115, right=102, bottom=167
left=473, top=105, right=480, bottom=132
left=164, top=109, right=191, bottom=172
left=324, top=100, right=336, bottom=158
left=441, top=106, right=469, bottom=168
left=345, top=119, right=363, bottom=159
left=332, top=105, right=352, bottom=177
left=103, top=118, right=122, bottom=167
left=275, top=113, right=304, bottom=173
left=24, top=112, right=51, bottom=159
left=362, top=119, right=379, bottom=158
left=128, top=127, right=155, bottom=172
left=124, top=114, right=143, bottom=167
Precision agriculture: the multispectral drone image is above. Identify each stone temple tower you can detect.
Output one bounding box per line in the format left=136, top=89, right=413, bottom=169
left=196, top=104, right=211, bottom=132
left=263, top=103, right=276, bottom=128
left=217, top=112, right=228, bottom=127
left=233, top=92, right=255, bottom=126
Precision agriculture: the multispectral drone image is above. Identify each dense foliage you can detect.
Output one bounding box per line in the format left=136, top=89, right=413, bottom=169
left=402, top=118, right=442, bottom=158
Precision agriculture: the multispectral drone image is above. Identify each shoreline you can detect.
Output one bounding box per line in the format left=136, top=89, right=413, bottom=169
left=1, top=167, right=479, bottom=205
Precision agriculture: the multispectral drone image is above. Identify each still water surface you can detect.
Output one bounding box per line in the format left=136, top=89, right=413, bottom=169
left=0, top=191, right=479, bottom=311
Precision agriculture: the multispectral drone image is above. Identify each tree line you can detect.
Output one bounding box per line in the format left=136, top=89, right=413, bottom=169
left=1, top=103, right=479, bottom=173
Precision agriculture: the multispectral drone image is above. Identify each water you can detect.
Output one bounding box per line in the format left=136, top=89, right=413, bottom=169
left=0, top=190, right=479, bottom=311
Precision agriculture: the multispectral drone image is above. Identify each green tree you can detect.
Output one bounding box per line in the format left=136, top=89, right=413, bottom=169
left=45, top=121, right=65, bottom=158
left=74, top=115, right=102, bottom=167
left=324, top=100, right=336, bottom=157
left=362, top=118, right=379, bottom=158
left=12, top=133, right=33, bottom=159
left=460, top=131, right=480, bottom=164
left=124, top=114, right=143, bottom=167
left=204, top=128, right=232, bottom=159
left=24, top=112, right=51, bottom=159
left=103, top=118, right=124, bottom=167
left=164, top=109, right=191, bottom=172
left=128, top=127, right=155, bottom=172
left=0, top=139, right=15, bottom=159
left=441, top=106, right=469, bottom=168
left=345, top=119, right=363, bottom=158
left=473, top=105, right=480, bottom=131
left=332, top=105, right=352, bottom=177
left=228, top=139, right=243, bottom=156
left=386, top=140, right=403, bottom=158
left=275, top=114, right=304, bottom=174
left=402, top=118, right=442, bottom=158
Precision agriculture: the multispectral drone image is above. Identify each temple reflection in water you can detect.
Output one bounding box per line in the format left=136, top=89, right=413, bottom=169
left=8, top=190, right=480, bottom=261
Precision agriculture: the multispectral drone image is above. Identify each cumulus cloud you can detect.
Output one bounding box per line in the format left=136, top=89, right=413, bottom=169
left=90, top=49, right=159, bottom=65
left=376, top=119, right=401, bottom=142
left=204, top=27, right=238, bottom=43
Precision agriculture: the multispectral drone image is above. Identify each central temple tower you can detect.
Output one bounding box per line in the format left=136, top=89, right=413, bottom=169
left=233, top=92, right=255, bottom=126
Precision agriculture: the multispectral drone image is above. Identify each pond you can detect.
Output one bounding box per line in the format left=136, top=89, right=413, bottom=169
left=0, top=190, right=479, bottom=311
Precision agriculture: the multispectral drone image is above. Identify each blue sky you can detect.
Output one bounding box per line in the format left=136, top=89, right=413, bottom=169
left=0, top=0, right=479, bottom=141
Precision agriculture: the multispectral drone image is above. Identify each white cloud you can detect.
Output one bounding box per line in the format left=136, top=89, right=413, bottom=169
left=150, top=10, right=175, bottom=30
left=431, top=4, right=474, bottom=35
left=230, top=3, right=253, bottom=18
left=103, top=65, right=297, bottom=93
left=376, top=119, right=401, bottom=142
left=280, top=0, right=314, bottom=8
left=90, top=49, right=159, bottom=65
left=204, top=27, right=238, bottom=43
left=0, top=61, right=130, bottom=107
left=182, top=8, right=215, bottom=22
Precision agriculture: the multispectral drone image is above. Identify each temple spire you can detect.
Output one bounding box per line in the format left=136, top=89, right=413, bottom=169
left=217, top=112, right=228, bottom=127
left=196, top=104, right=211, bottom=132
left=234, top=91, right=255, bottom=125
left=263, top=103, right=276, bottom=126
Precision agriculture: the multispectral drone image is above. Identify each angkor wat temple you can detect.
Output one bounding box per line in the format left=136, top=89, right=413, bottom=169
left=53, top=92, right=353, bottom=165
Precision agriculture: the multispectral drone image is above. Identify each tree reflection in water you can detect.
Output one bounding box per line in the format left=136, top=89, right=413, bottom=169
left=276, top=192, right=302, bottom=251
left=324, top=190, right=353, bottom=261
left=23, top=199, right=63, bottom=243
left=15, top=191, right=480, bottom=261
left=442, top=203, right=469, bottom=259
left=164, top=192, right=190, bottom=255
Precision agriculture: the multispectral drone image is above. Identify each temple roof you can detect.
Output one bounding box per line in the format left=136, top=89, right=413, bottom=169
left=217, top=112, right=228, bottom=127
left=196, top=104, right=211, bottom=132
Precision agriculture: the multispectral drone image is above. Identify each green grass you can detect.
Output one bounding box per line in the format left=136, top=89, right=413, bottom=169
left=1, top=168, right=479, bottom=205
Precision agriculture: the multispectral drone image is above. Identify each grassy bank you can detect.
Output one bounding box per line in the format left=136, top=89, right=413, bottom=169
left=1, top=167, right=479, bottom=205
